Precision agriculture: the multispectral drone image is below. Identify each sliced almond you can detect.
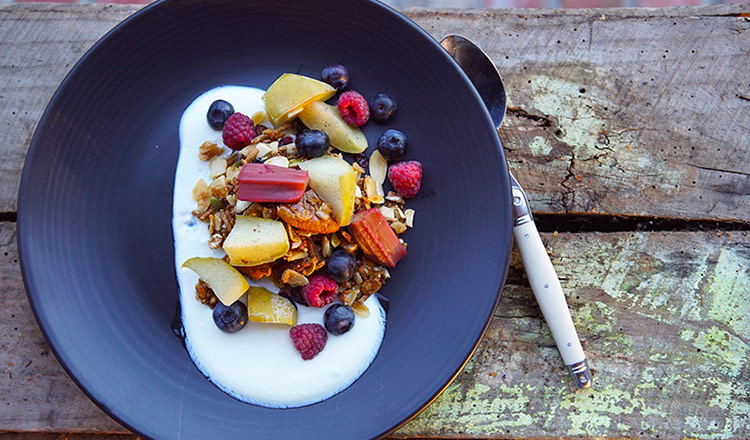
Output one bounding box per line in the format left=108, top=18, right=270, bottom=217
left=234, top=200, right=252, bottom=214
left=378, top=206, right=396, bottom=221
left=369, top=150, right=387, bottom=186
left=404, top=208, right=415, bottom=228
left=256, top=143, right=273, bottom=160
left=264, top=155, right=289, bottom=168
left=208, top=156, right=227, bottom=178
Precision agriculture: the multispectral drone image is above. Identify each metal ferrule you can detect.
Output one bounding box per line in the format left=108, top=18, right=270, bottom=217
left=511, top=186, right=533, bottom=226
left=566, top=359, right=593, bottom=389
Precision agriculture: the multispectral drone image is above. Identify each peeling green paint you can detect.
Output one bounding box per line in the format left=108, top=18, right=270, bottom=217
left=527, top=135, right=553, bottom=156
left=683, top=326, right=748, bottom=377
left=560, top=385, right=640, bottom=436
left=706, top=248, right=750, bottom=336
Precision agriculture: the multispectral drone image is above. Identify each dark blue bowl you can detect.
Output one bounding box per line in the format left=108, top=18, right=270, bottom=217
left=17, top=0, right=512, bottom=438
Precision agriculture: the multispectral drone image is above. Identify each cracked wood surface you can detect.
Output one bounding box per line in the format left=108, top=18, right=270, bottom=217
left=1, top=4, right=749, bottom=221
left=2, top=222, right=749, bottom=438
left=1, top=3, right=749, bottom=440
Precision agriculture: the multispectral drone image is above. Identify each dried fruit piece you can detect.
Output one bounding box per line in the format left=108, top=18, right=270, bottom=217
left=277, top=190, right=339, bottom=234
left=348, top=208, right=406, bottom=267
left=237, top=163, right=309, bottom=203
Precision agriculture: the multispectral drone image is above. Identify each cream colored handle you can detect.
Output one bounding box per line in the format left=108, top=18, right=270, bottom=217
left=513, top=221, right=585, bottom=366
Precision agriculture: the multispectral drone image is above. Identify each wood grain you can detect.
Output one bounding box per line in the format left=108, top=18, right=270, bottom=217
left=1, top=4, right=749, bottom=221
left=2, top=220, right=748, bottom=438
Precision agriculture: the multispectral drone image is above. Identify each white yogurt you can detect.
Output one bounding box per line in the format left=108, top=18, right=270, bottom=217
left=172, top=86, right=386, bottom=408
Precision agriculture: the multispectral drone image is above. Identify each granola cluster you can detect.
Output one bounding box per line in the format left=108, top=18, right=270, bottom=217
left=190, top=127, right=414, bottom=314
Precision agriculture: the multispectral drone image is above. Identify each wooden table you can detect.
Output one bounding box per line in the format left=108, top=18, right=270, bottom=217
left=1, top=3, right=749, bottom=439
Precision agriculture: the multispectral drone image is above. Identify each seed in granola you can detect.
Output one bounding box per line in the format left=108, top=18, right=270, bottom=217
left=281, top=269, right=310, bottom=287
left=321, top=236, right=331, bottom=258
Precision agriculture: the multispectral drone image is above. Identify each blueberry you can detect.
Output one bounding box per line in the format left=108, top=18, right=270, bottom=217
left=322, top=64, right=350, bottom=92
left=207, top=100, right=235, bottom=130
left=296, top=129, right=330, bottom=158
left=324, top=304, right=355, bottom=335
left=283, top=287, right=309, bottom=306
left=212, top=301, right=248, bottom=333
left=326, top=250, right=357, bottom=283
left=376, top=129, right=407, bottom=162
left=370, top=94, right=397, bottom=122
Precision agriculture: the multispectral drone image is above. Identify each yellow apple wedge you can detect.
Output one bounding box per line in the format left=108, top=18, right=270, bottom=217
left=298, top=101, right=368, bottom=154
left=298, top=155, right=357, bottom=226
left=181, top=257, right=249, bottom=306
left=246, top=286, right=297, bottom=326
left=223, top=216, right=290, bottom=266
left=263, top=74, right=336, bottom=125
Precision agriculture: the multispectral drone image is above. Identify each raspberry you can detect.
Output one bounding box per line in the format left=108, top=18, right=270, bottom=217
left=337, top=91, right=370, bottom=127
left=222, top=112, right=255, bottom=150
left=388, top=160, right=423, bottom=198
left=301, top=273, right=338, bottom=308
left=290, top=323, right=327, bottom=360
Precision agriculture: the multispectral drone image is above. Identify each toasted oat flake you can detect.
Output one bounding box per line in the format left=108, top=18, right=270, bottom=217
left=198, top=141, right=224, bottom=161
left=240, top=145, right=259, bottom=162
left=390, top=221, right=407, bottom=234
left=192, top=179, right=209, bottom=203
left=208, top=175, right=229, bottom=199
left=351, top=302, right=370, bottom=318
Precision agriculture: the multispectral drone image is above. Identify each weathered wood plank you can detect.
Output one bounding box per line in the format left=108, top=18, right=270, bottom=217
left=1, top=4, right=749, bottom=222
left=2, top=220, right=748, bottom=438
left=407, top=7, right=750, bottom=223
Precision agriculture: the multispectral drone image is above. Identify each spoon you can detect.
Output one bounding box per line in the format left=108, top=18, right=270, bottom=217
left=440, top=35, right=592, bottom=389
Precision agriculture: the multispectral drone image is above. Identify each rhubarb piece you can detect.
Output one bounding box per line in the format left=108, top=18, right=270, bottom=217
left=237, top=163, right=309, bottom=203
left=348, top=208, right=406, bottom=267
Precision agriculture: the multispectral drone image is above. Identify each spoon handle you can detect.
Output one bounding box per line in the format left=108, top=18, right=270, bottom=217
left=512, top=219, right=592, bottom=388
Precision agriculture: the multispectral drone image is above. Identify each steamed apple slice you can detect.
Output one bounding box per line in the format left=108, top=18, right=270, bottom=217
left=223, top=216, right=290, bottom=266
left=181, top=257, right=249, bottom=306
left=298, top=155, right=357, bottom=226
left=263, top=74, right=336, bottom=125
left=298, top=101, right=368, bottom=154
left=246, top=286, right=297, bottom=326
